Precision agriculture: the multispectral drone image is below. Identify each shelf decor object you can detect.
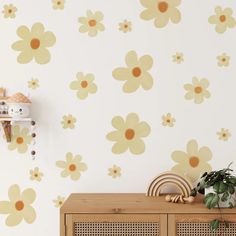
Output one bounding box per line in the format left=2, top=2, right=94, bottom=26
left=146, top=171, right=193, bottom=197
left=0, top=89, right=36, bottom=152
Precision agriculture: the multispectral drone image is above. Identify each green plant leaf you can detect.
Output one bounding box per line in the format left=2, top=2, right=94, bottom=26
left=229, top=202, right=234, bottom=208
left=229, top=177, right=236, bottom=185
left=213, top=182, right=228, bottom=194
left=228, top=184, right=235, bottom=194
left=224, top=220, right=229, bottom=228
left=204, top=193, right=219, bottom=209
left=221, top=192, right=229, bottom=202
left=210, top=219, right=220, bottom=231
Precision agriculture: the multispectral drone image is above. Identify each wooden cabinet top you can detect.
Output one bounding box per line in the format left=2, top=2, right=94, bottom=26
left=61, top=193, right=236, bottom=214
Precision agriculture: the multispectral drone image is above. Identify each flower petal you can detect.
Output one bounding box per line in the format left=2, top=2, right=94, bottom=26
left=8, top=185, right=21, bottom=202
left=21, top=188, right=36, bottom=205
left=126, top=113, right=139, bottom=127
left=0, top=201, right=12, bottom=214
left=139, top=55, right=153, bottom=70
left=112, top=141, right=128, bottom=154
left=141, top=72, right=153, bottom=90
left=125, top=51, right=138, bottom=67
left=198, top=147, right=212, bottom=161
left=34, top=48, right=51, bottom=64
left=23, top=205, right=36, bottom=224
left=135, top=122, right=151, bottom=137
left=171, top=151, right=188, bottom=163
left=187, top=140, right=198, bottom=156
left=112, top=116, right=125, bottom=130
left=41, top=31, right=56, bottom=47
left=123, top=79, right=140, bottom=93
left=112, top=68, right=130, bottom=81
left=56, top=161, right=66, bottom=168
left=129, top=139, right=145, bottom=154
left=106, top=131, right=123, bottom=141
left=6, top=212, right=23, bottom=226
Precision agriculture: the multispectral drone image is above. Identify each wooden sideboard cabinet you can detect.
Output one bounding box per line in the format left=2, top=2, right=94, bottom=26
left=60, top=193, right=236, bottom=236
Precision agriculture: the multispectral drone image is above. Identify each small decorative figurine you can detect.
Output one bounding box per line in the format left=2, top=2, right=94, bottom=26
left=7, top=93, right=31, bottom=118
left=165, top=194, right=195, bottom=204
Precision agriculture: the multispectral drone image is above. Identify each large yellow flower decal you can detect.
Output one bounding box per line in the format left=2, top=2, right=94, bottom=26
left=208, top=6, right=236, bottom=34
left=70, top=72, right=97, bottom=100
left=78, top=10, right=105, bottom=37
left=7, top=125, right=32, bottom=154
left=171, top=140, right=212, bottom=182
left=140, top=0, right=181, bottom=28
left=184, top=77, right=211, bottom=104
left=112, top=51, right=154, bottom=93
left=12, top=22, right=56, bottom=64
left=106, top=113, right=151, bottom=154
left=56, top=152, right=88, bottom=181
left=0, top=184, right=36, bottom=226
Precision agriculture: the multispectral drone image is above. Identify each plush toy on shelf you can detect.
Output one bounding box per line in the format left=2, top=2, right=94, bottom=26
left=7, top=92, right=31, bottom=118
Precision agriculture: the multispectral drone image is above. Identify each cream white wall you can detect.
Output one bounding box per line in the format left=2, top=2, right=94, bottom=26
left=0, top=0, right=236, bottom=235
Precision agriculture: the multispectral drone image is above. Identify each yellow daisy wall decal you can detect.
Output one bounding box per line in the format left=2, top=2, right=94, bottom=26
left=172, top=52, right=184, bottom=64
left=52, top=0, right=65, bottom=10
left=61, top=114, right=76, bottom=129
left=2, top=4, right=17, bottom=18
left=162, top=113, right=176, bottom=127
left=56, top=152, right=87, bottom=181
left=28, top=78, right=39, bottom=90
left=171, top=139, right=212, bottom=183
left=217, top=128, right=231, bottom=141
left=12, top=22, right=56, bottom=64
left=7, top=125, right=32, bottom=154
left=29, top=167, right=44, bottom=182
left=70, top=72, right=97, bottom=100
left=208, top=6, right=236, bottom=34
left=119, top=20, right=132, bottom=33
left=0, top=184, right=36, bottom=226
left=140, top=0, right=181, bottom=28
left=53, top=196, right=65, bottom=208
left=78, top=10, right=105, bottom=37
left=184, top=77, right=211, bottom=104
left=217, top=53, right=230, bottom=67
left=106, top=113, right=151, bottom=154
left=112, top=51, right=154, bottom=93
left=108, top=165, right=122, bottom=178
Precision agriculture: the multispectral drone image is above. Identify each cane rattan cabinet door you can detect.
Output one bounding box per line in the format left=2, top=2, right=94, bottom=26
left=168, top=214, right=236, bottom=236
left=65, top=214, right=167, bottom=236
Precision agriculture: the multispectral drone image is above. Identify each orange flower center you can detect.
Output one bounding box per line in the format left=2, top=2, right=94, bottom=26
left=113, top=170, right=117, bottom=173
left=30, top=38, right=40, bottom=50
left=15, top=201, right=24, bottom=211
left=8, top=9, right=12, bottom=13
left=88, top=19, right=97, bottom=27
left=69, top=164, right=76, bottom=171
left=125, top=128, right=135, bottom=140
left=189, top=156, right=199, bottom=168
left=219, top=15, right=226, bottom=22
left=59, top=201, right=63, bottom=205
left=57, top=1, right=61, bottom=5
left=132, top=67, right=142, bottom=77
left=81, top=80, right=88, bottom=88
left=158, top=2, right=168, bottom=13
left=124, top=24, right=128, bottom=28
left=16, top=137, right=24, bottom=144
left=166, top=119, right=170, bottom=123
left=34, top=173, right=38, bottom=177
left=67, top=120, right=71, bottom=124
left=194, top=86, right=202, bottom=94
left=222, top=133, right=226, bottom=137
left=221, top=58, right=226, bottom=62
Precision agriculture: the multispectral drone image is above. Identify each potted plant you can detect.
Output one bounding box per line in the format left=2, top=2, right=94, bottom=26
left=191, top=163, right=236, bottom=231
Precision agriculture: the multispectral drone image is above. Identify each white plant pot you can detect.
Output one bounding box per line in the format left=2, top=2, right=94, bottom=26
left=8, top=103, right=30, bottom=118
left=205, top=186, right=236, bottom=208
